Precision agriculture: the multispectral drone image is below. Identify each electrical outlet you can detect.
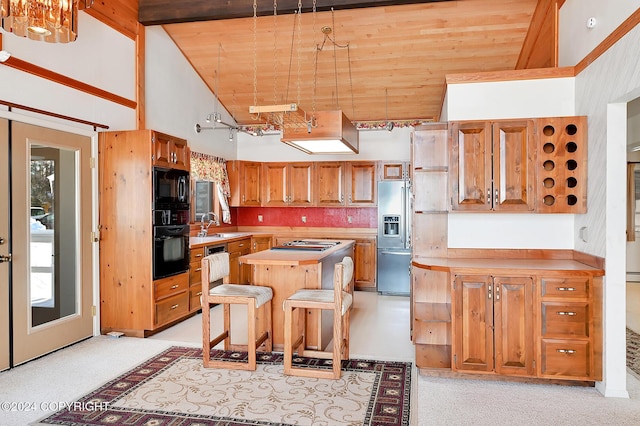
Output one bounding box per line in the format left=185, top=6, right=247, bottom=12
left=301, top=215, right=307, bottom=223
left=347, top=215, right=353, bottom=224
left=257, top=214, right=263, bottom=222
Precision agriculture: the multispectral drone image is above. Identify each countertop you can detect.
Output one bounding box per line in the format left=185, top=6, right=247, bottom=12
left=239, top=239, right=355, bottom=266
left=412, top=256, right=605, bottom=276
left=189, top=232, right=271, bottom=249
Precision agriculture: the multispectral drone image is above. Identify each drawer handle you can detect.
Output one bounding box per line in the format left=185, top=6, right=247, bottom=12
left=170, top=304, right=179, bottom=310
left=238, top=243, right=244, bottom=247
left=196, top=291, right=202, bottom=296
left=557, top=311, right=577, bottom=316
left=557, top=287, right=576, bottom=291
left=170, top=284, right=179, bottom=289
left=195, top=268, right=202, bottom=272
left=195, top=254, right=203, bottom=258
left=556, top=349, right=576, bottom=354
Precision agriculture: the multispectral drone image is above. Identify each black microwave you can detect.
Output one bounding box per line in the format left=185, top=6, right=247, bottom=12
left=153, top=167, right=190, bottom=209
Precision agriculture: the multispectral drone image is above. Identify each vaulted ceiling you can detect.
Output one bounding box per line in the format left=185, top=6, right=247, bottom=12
left=140, top=0, right=542, bottom=126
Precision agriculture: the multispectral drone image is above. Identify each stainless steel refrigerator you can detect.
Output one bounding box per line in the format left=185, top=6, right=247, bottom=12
left=377, top=180, right=411, bottom=295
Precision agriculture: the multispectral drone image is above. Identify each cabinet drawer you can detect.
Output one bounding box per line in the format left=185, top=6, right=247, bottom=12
left=190, top=261, right=203, bottom=285
left=155, top=292, right=189, bottom=325
left=541, top=277, right=589, bottom=299
left=228, top=239, right=251, bottom=254
left=154, top=273, right=189, bottom=301
left=189, top=285, right=204, bottom=312
left=541, top=302, right=589, bottom=338
left=190, top=247, right=205, bottom=263
left=541, top=339, right=590, bottom=378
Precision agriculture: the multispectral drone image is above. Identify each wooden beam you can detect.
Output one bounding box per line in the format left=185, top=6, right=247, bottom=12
left=139, top=0, right=451, bottom=25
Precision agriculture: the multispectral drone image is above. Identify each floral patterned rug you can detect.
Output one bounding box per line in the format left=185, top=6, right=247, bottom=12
left=627, top=327, right=640, bottom=378
left=35, top=346, right=413, bottom=426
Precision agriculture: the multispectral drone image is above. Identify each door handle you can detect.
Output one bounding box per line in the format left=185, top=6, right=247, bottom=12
left=0, top=254, right=12, bottom=263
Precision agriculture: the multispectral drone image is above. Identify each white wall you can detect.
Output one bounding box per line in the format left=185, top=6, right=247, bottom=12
left=559, top=0, right=640, bottom=67
left=0, top=13, right=136, bottom=130
left=560, top=0, right=640, bottom=398
left=144, top=26, right=237, bottom=160
left=444, top=76, right=576, bottom=249
left=236, top=125, right=413, bottom=162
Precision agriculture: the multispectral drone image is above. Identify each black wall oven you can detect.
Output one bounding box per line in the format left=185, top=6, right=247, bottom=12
left=153, top=224, right=190, bottom=280
left=152, top=166, right=191, bottom=280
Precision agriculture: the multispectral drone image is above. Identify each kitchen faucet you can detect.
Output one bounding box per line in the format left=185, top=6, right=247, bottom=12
left=197, top=212, right=219, bottom=237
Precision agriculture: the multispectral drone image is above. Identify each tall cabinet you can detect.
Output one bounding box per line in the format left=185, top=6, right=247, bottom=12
left=410, top=123, right=451, bottom=368
left=99, top=130, right=191, bottom=337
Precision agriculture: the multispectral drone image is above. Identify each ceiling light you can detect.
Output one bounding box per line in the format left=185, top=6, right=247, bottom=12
left=281, top=110, right=359, bottom=154
left=1, top=0, right=81, bottom=43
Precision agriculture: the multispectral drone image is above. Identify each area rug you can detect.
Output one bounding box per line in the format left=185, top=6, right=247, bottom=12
left=35, top=346, right=412, bottom=426
left=627, top=327, right=640, bottom=378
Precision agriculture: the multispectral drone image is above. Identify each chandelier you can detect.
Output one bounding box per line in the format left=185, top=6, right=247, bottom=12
left=1, top=0, right=80, bottom=43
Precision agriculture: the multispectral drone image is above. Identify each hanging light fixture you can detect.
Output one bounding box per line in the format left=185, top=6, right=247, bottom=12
left=1, top=0, right=81, bottom=43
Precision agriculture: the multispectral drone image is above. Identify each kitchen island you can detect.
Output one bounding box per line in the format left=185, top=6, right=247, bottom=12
left=239, top=239, right=355, bottom=350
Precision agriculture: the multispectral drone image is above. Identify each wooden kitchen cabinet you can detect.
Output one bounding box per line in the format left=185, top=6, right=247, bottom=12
left=188, top=246, right=205, bottom=312
left=251, top=235, right=273, bottom=253
left=450, top=119, right=535, bottom=212
left=152, top=132, right=190, bottom=171
left=263, top=162, right=314, bottom=206
left=453, top=274, right=535, bottom=377
left=315, top=161, right=345, bottom=206
left=379, top=161, right=411, bottom=180
left=538, top=276, right=602, bottom=380
left=99, top=130, right=192, bottom=337
left=229, top=238, right=251, bottom=284
left=346, top=161, right=377, bottom=206
left=353, top=237, right=376, bottom=290
left=228, top=161, right=262, bottom=206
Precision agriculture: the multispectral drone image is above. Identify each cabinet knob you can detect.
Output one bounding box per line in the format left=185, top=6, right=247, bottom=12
left=170, top=284, right=179, bottom=289
left=556, top=349, right=576, bottom=354
left=556, top=287, right=576, bottom=291
left=170, top=304, right=179, bottom=310
left=487, top=189, right=491, bottom=204
left=556, top=311, right=577, bottom=316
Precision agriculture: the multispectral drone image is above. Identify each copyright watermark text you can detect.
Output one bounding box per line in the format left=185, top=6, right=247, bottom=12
left=0, top=401, right=110, bottom=412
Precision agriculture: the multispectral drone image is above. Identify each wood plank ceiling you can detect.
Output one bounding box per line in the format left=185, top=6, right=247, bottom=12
left=145, top=0, right=539, bottom=126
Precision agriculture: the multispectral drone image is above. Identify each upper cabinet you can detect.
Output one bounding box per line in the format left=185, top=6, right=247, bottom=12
left=379, top=162, right=411, bottom=180
left=152, top=132, right=190, bottom=171
left=263, top=162, right=314, bottom=206
left=346, top=161, right=377, bottom=206
left=450, top=116, right=587, bottom=214
left=228, top=161, right=262, bottom=207
left=450, top=119, right=535, bottom=212
left=315, top=161, right=345, bottom=206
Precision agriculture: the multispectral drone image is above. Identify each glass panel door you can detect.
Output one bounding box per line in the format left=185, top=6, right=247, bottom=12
left=11, top=121, right=93, bottom=366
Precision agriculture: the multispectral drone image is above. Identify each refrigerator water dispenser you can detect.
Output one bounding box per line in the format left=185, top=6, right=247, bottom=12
left=383, top=215, right=400, bottom=236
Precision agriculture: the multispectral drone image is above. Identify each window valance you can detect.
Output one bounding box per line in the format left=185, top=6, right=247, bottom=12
left=190, top=151, right=230, bottom=197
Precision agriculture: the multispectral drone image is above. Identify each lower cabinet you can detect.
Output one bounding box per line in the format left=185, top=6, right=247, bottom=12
left=189, top=247, right=205, bottom=312
left=353, top=238, right=376, bottom=291
left=229, top=238, right=251, bottom=284
left=452, top=275, right=534, bottom=377
left=154, top=273, right=190, bottom=327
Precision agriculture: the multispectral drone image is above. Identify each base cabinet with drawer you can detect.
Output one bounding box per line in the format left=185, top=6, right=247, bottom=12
left=229, top=238, right=252, bottom=284
left=189, top=247, right=205, bottom=312
left=537, top=276, right=602, bottom=381
left=153, top=273, right=190, bottom=327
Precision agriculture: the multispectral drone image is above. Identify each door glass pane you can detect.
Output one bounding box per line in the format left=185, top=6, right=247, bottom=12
left=30, top=144, right=78, bottom=327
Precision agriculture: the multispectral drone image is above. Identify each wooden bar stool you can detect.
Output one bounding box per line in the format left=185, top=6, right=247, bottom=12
left=283, top=256, right=354, bottom=379
left=201, top=252, right=273, bottom=370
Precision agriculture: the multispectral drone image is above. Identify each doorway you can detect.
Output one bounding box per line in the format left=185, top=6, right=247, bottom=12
left=0, top=118, right=94, bottom=370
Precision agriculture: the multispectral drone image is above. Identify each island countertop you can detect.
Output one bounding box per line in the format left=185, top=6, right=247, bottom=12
left=239, top=239, right=355, bottom=266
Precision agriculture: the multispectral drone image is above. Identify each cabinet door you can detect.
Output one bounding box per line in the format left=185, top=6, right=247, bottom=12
left=380, top=162, right=409, bottom=180
left=354, top=238, right=376, bottom=290
left=240, top=162, right=262, bottom=206
left=315, top=162, right=344, bottom=206
left=251, top=236, right=272, bottom=253
left=347, top=162, right=377, bottom=206
left=453, top=275, right=493, bottom=372
left=492, top=120, right=535, bottom=211
left=152, top=133, right=172, bottom=167
left=289, top=162, right=314, bottom=206
left=450, top=122, right=492, bottom=211
left=263, top=162, right=288, bottom=206
left=493, top=277, right=535, bottom=376
left=172, top=139, right=189, bottom=171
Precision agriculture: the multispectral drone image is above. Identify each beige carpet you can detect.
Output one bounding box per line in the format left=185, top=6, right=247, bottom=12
left=35, top=346, right=414, bottom=425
